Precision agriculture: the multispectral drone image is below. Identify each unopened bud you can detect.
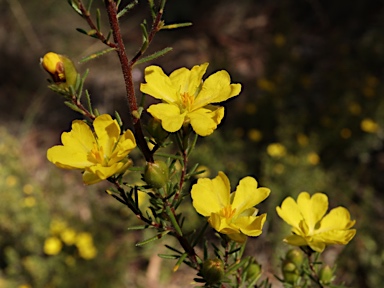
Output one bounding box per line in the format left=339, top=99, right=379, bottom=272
left=245, top=262, right=261, bottom=281
left=201, top=259, right=225, bottom=284
left=282, top=260, right=300, bottom=284
left=319, top=265, right=333, bottom=285
left=41, top=52, right=78, bottom=87
left=146, top=117, right=169, bottom=144
left=285, top=249, right=304, bottom=268
left=143, top=160, right=169, bottom=189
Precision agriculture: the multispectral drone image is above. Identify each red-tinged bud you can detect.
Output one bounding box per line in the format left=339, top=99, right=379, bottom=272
left=143, top=160, right=169, bottom=189
left=41, top=52, right=78, bottom=88
left=201, top=259, right=225, bottom=284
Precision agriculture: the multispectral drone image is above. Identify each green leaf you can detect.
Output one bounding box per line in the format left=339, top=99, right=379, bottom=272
left=76, top=28, right=88, bottom=35
left=87, top=0, right=94, bottom=12
left=80, top=48, right=117, bottom=63
left=85, top=90, right=93, bottom=115
left=117, top=0, right=138, bottom=18
left=64, top=101, right=86, bottom=115
left=67, top=0, right=83, bottom=15
left=161, top=22, right=193, bottom=30
left=96, top=8, right=101, bottom=31
left=158, top=254, right=179, bottom=260
left=134, top=47, right=173, bottom=66
left=127, top=225, right=152, bottom=230
left=166, top=206, right=182, bottom=236
left=135, top=230, right=170, bottom=246
left=173, top=253, right=188, bottom=272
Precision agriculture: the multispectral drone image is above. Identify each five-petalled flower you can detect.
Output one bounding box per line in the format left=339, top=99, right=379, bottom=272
left=47, top=114, right=136, bottom=185
left=140, top=63, right=241, bottom=136
left=191, top=171, right=270, bottom=243
left=276, top=192, right=356, bottom=252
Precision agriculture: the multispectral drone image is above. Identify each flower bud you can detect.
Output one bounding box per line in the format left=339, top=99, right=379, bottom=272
left=201, top=259, right=225, bottom=284
left=282, top=260, right=300, bottom=284
left=143, top=160, right=169, bottom=189
left=146, top=117, right=169, bottom=144
left=285, top=249, right=304, bottom=268
left=245, top=262, right=261, bottom=281
left=41, top=52, right=78, bottom=87
left=319, top=265, right=334, bottom=285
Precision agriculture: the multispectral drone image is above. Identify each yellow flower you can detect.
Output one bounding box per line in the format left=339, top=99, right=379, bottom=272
left=276, top=192, right=356, bottom=252
left=47, top=114, right=136, bottom=184
left=360, top=118, right=379, bottom=133
left=44, top=236, right=62, bottom=255
left=191, top=172, right=270, bottom=243
left=75, top=232, right=97, bottom=260
left=140, top=63, right=241, bottom=136
left=267, top=143, right=286, bottom=158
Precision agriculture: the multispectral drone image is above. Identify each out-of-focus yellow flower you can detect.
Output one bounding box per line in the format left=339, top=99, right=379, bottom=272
left=348, top=102, right=361, bottom=115
left=47, top=114, right=136, bottom=184
left=75, top=232, right=97, bottom=260
left=191, top=171, right=270, bottom=243
left=274, top=34, right=286, bottom=47
left=267, top=143, right=286, bottom=158
left=297, top=133, right=309, bottom=147
left=307, top=152, right=320, bottom=165
left=340, top=128, right=352, bottom=139
left=276, top=192, right=356, bottom=252
left=61, top=228, right=77, bottom=245
left=23, top=196, right=36, bottom=207
left=41, top=52, right=78, bottom=87
left=360, top=118, right=379, bottom=133
left=248, top=129, right=262, bottom=142
left=6, top=175, right=17, bottom=187
left=141, top=63, right=241, bottom=136
left=50, top=219, right=67, bottom=234
left=23, top=184, right=34, bottom=194
left=195, top=165, right=211, bottom=178
left=44, top=236, right=62, bottom=255
left=257, top=78, right=275, bottom=92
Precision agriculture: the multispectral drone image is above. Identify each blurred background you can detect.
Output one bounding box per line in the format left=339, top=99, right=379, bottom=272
left=1, top=0, right=384, bottom=287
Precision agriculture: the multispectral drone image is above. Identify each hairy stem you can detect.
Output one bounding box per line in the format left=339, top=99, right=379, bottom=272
left=104, top=0, right=153, bottom=163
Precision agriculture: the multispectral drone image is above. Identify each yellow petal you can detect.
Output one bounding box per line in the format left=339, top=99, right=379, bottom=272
left=276, top=196, right=303, bottom=229
left=297, top=192, right=328, bottom=231
left=193, top=70, right=241, bottom=108
left=235, top=213, right=267, bottom=237
left=232, top=177, right=270, bottom=215
left=170, top=63, right=208, bottom=97
left=140, top=66, right=179, bottom=104
left=82, top=171, right=103, bottom=185
left=315, top=229, right=356, bottom=245
left=147, top=103, right=186, bottom=133
left=61, top=120, right=95, bottom=152
left=47, top=145, right=93, bottom=169
left=93, top=114, right=120, bottom=156
left=227, top=232, right=247, bottom=243
left=111, top=129, right=137, bottom=163
left=188, top=105, right=224, bottom=136
left=317, top=207, right=355, bottom=232
left=284, top=234, right=308, bottom=247
left=191, top=171, right=231, bottom=217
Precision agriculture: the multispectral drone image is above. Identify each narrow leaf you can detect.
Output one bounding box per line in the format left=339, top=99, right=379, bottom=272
left=166, top=206, right=182, bottom=236
left=96, top=8, right=101, bottom=31
left=67, top=0, right=83, bottom=15
left=158, top=254, right=179, bottom=260
left=80, top=48, right=116, bottom=63
left=127, top=225, right=152, bottom=230
left=64, top=101, right=86, bottom=115
left=135, top=230, right=170, bottom=246
left=85, top=90, right=93, bottom=115
left=134, top=47, right=173, bottom=66
left=161, top=22, right=192, bottom=30
left=76, top=28, right=88, bottom=35
left=117, top=0, right=138, bottom=18
left=173, top=253, right=188, bottom=272
left=87, top=0, right=94, bottom=12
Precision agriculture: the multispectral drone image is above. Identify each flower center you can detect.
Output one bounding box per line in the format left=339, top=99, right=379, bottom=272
left=219, top=205, right=237, bottom=220
left=180, top=92, right=194, bottom=111
left=89, top=144, right=108, bottom=165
